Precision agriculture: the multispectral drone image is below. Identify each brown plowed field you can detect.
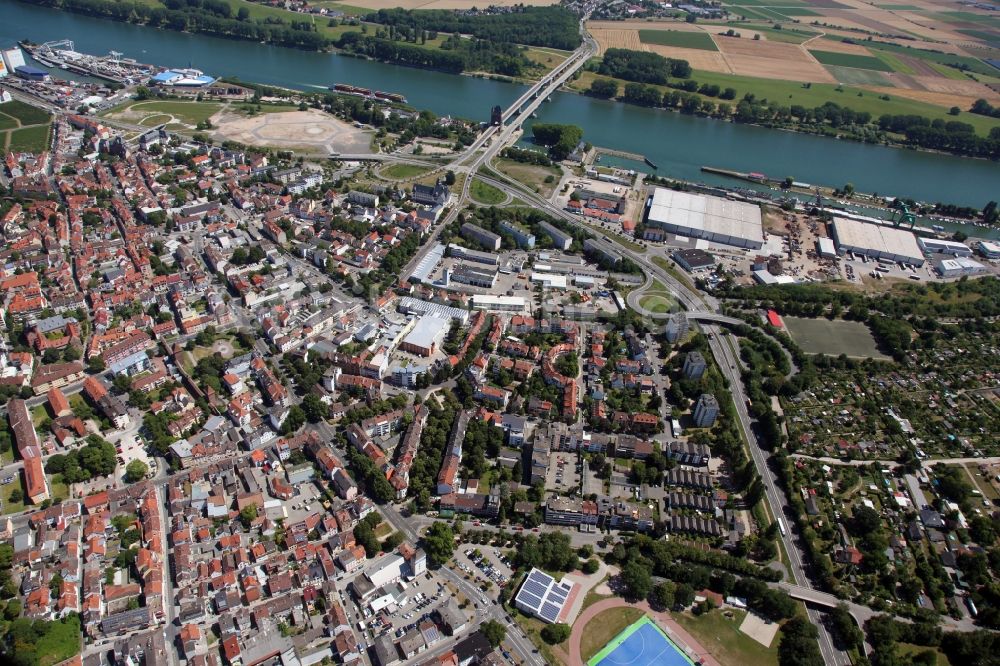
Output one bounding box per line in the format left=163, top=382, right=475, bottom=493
left=864, top=85, right=999, bottom=108
left=716, top=38, right=837, bottom=82
left=896, top=54, right=941, bottom=77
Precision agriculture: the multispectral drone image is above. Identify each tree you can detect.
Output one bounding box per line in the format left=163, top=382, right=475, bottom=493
left=281, top=406, right=306, bottom=435
left=422, top=522, right=455, bottom=567
left=588, top=78, right=618, bottom=99
left=777, top=616, right=823, bottom=666
left=8, top=489, right=22, bottom=504
left=620, top=560, right=652, bottom=600
left=540, top=623, right=571, bottom=644
left=124, top=460, right=148, bottom=483
left=445, top=170, right=456, bottom=186
left=481, top=620, right=506, bottom=648
left=239, top=504, right=258, bottom=528
left=135, top=86, right=151, bottom=100
left=302, top=394, right=326, bottom=423
left=582, top=558, right=600, bottom=574
left=651, top=581, right=676, bottom=609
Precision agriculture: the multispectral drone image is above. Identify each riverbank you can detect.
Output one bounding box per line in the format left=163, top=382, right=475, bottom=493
left=568, top=69, right=1000, bottom=159
left=4, top=0, right=998, bottom=206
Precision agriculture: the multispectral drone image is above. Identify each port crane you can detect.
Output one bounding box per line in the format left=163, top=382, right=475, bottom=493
left=889, top=200, right=916, bottom=229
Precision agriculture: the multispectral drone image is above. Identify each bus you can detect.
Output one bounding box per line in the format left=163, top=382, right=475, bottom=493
left=777, top=518, right=787, bottom=537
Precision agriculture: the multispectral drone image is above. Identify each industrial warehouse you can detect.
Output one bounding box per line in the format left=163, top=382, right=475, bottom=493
left=829, top=217, right=926, bottom=266
left=644, top=188, right=764, bottom=250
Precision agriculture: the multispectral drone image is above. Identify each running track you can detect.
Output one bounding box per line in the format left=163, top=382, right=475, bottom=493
left=568, top=598, right=722, bottom=666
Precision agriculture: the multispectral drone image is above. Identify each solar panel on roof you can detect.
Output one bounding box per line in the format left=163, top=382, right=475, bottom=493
left=523, top=579, right=548, bottom=598
left=518, top=591, right=542, bottom=608
left=540, top=602, right=561, bottom=622
left=527, top=570, right=554, bottom=585
left=548, top=587, right=568, bottom=601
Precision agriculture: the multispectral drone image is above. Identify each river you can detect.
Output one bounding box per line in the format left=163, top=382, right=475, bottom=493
left=1, top=0, right=998, bottom=210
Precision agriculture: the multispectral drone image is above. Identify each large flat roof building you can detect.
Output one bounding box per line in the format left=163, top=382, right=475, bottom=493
left=645, top=188, right=764, bottom=249
left=400, top=316, right=450, bottom=357
left=830, top=217, right=925, bottom=266
left=398, top=297, right=469, bottom=325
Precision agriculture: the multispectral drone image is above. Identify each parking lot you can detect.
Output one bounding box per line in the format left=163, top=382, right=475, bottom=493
left=546, top=452, right=581, bottom=494
left=454, top=545, right=514, bottom=596
left=113, top=431, right=155, bottom=478
left=342, top=567, right=459, bottom=648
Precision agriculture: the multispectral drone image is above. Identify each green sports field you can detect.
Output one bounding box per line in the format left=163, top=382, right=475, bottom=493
left=783, top=316, right=890, bottom=360
left=639, top=30, right=719, bottom=51
left=809, top=49, right=895, bottom=72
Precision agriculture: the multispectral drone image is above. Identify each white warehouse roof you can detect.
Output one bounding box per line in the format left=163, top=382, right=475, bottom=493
left=645, top=188, right=763, bottom=249
left=402, top=316, right=450, bottom=352
left=830, top=217, right=925, bottom=266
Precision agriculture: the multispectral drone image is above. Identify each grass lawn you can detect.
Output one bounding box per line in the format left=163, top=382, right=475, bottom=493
left=513, top=612, right=562, bottom=665
left=898, top=643, right=953, bottom=666
left=580, top=607, right=645, bottom=662
left=381, top=163, right=432, bottom=180
left=0, top=99, right=51, bottom=125
left=809, top=50, right=895, bottom=72
left=374, top=521, right=393, bottom=539
left=32, top=405, right=49, bottom=427
left=783, top=316, right=890, bottom=360
left=674, top=609, right=779, bottom=666
left=1, top=475, right=26, bottom=515
left=470, top=179, right=507, bottom=205
left=493, top=159, right=561, bottom=198
left=104, top=100, right=222, bottom=126
left=0, top=115, right=17, bottom=131
left=639, top=293, right=675, bottom=313
left=570, top=69, right=1000, bottom=134
left=8, top=124, right=52, bottom=153
left=652, top=256, right=697, bottom=292
left=49, top=473, right=69, bottom=503
left=639, top=30, right=719, bottom=51
left=138, top=113, right=173, bottom=127
left=524, top=46, right=571, bottom=71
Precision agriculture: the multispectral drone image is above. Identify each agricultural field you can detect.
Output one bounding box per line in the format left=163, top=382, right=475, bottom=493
left=782, top=316, right=888, bottom=360
left=716, top=36, right=836, bottom=82
left=639, top=29, right=719, bottom=51
left=809, top=49, right=896, bottom=72
left=823, top=65, right=893, bottom=86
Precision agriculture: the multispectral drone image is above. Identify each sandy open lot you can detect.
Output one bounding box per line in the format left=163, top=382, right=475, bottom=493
left=645, top=44, right=732, bottom=72
left=716, top=37, right=837, bottom=82
left=210, top=109, right=371, bottom=153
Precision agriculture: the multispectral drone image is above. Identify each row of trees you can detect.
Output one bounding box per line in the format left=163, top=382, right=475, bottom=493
left=33, top=0, right=330, bottom=50
left=363, top=7, right=582, bottom=50
left=596, top=48, right=692, bottom=84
